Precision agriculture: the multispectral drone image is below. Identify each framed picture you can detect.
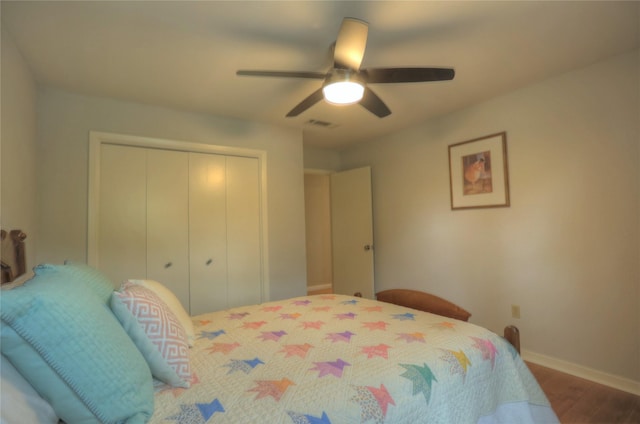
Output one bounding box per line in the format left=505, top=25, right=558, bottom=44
left=448, top=132, right=510, bottom=210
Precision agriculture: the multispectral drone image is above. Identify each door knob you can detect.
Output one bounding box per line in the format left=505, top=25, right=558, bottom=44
left=364, top=244, right=373, bottom=251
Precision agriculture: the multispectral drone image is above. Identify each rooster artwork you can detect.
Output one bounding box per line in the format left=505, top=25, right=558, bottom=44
left=463, top=151, right=493, bottom=195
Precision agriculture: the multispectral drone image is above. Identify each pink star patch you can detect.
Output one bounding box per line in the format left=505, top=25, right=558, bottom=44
left=279, top=343, right=313, bottom=358
left=360, top=344, right=391, bottom=359
left=362, top=321, right=388, bottom=331
left=242, top=321, right=267, bottom=329
left=300, top=320, right=325, bottom=330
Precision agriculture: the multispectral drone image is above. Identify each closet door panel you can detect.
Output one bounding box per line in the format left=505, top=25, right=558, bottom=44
left=226, top=156, right=262, bottom=308
left=189, top=153, right=228, bottom=315
left=146, top=149, right=190, bottom=311
left=98, top=144, right=147, bottom=286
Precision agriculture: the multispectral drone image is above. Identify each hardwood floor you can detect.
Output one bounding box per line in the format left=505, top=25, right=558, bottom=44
left=527, top=362, right=640, bottom=423
left=307, top=287, right=333, bottom=295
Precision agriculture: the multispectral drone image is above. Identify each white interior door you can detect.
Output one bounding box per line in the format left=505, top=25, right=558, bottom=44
left=330, top=166, right=375, bottom=298
left=189, top=153, right=228, bottom=315
left=146, top=149, right=190, bottom=311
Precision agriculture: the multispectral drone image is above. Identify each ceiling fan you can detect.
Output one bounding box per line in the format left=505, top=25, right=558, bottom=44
left=236, top=17, right=455, bottom=118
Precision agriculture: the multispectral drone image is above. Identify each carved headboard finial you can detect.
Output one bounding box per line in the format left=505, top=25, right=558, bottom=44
left=1, top=229, right=27, bottom=284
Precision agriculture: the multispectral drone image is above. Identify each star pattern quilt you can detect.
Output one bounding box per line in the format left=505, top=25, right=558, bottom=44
left=149, top=294, right=558, bottom=424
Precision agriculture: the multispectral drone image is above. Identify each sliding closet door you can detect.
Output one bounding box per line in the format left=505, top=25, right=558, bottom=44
left=98, top=144, right=147, bottom=286
left=189, top=153, right=228, bottom=315
left=89, top=132, right=268, bottom=313
left=226, top=156, right=262, bottom=308
left=146, top=149, right=190, bottom=311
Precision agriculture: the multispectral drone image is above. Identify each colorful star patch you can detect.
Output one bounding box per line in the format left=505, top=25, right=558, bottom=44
left=198, top=329, right=225, bottom=340
left=399, top=363, right=437, bottom=403
left=258, top=330, right=287, bottom=341
left=248, top=378, right=295, bottom=401
left=470, top=337, right=498, bottom=369
left=280, top=312, right=302, bottom=320
left=241, top=320, right=268, bottom=329
left=362, top=321, right=388, bottom=331
left=287, top=410, right=331, bottom=424
left=360, top=344, right=391, bottom=359
left=227, top=312, right=250, bottom=320
left=206, top=342, right=240, bottom=355
left=310, top=359, right=350, bottom=378
left=166, top=398, right=224, bottom=423
left=262, top=305, right=283, bottom=312
left=300, top=320, right=325, bottom=330
left=396, top=332, right=426, bottom=343
left=392, top=312, right=416, bottom=321
left=279, top=343, right=313, bottom=358
left=325, top=331, right=355, bottom=343
left=430, top=321, right=456, bottom=330
left=439, top=349, right=472, bottom=381
left=361, top=305, right=383, bottom=312
left=334, top=312, right=357, bottom=320
left=351, top=384, right=395, bottom=423
left=223, top=358, right=264, bottom=374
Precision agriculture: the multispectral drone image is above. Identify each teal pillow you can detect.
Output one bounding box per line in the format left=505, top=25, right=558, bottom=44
left=35, top=261, right=115, bottom=303
left=111, top=294, right=189, bottom=388
left=0, top=264, right=154, bottom=424
left=1, top=324, right=95, bottom=423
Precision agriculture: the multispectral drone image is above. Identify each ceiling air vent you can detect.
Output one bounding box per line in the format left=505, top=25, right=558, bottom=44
left=305, top=119, right=339, bottom=129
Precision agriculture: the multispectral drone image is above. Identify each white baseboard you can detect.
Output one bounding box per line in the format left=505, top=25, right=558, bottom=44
left=522, top=349, right=640, bottom=396
left=307, top=283, right=332, bottom=292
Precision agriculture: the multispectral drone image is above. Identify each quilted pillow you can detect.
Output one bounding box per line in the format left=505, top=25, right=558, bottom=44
left=114, top=283, right=191, bottom=384
left=127, top=279, right=196, bottom=346
left=36, top=261, right=115, bottom=303
left=0, top=264, right=154, bottom=423
left=111, top=293, right=189, bottom=388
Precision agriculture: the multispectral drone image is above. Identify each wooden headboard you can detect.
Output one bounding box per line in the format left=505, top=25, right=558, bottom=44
left=376, top=288, right=472, bottom=322
left=1, top=229, right=27, bottom=284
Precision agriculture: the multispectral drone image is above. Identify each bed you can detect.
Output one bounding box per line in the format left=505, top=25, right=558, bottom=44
left=1, top=263, right=558, bottom=424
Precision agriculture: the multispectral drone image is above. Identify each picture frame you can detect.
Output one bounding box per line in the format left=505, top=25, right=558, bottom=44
left=448, top=132, right=510, bottom=210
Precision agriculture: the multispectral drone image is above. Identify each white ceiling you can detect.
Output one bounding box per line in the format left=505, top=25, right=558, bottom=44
left=2, top=1, right=638, bottom=150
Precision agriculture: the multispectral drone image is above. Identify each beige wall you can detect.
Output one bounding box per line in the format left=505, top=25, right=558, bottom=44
left=339, top=50, right=640, bottom=384
left=0, top=28, right=38, bottom=280
left=304, top=173, right=333, bottom=289
left=34, top=88, right=308, bottom=301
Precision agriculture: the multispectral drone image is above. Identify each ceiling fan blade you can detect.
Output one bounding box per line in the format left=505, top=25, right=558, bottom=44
left=286, top=88, right=325, bottom=117
left=237, top=70, right=326, bottom=79
left=359, top=87, right=391, bottom=118
left=362, top=67, right=455, bottom=83
left=333, top=18, right=368, bottom=70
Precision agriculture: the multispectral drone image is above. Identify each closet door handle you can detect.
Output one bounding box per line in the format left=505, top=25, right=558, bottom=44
left=164, top=262, right=173, bottom=269
left=206, top=259, right=213, bottom=266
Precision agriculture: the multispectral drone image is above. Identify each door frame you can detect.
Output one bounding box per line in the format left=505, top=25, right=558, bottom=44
left=303, top=167, right=375, bottom=298
left=87, top=131, right=270, bottom=302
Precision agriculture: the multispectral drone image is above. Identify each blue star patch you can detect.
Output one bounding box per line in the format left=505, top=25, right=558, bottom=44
left=392, top=312, right=416, bottom=321
left=198, top=329, right=226, bottom=340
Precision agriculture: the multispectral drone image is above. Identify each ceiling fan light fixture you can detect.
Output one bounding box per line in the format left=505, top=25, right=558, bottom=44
left=322, top=71, right=364, bottom=105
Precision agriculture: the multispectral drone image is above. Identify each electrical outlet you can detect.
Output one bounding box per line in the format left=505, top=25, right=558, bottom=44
left=511, top=304, right=521, bottom=319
